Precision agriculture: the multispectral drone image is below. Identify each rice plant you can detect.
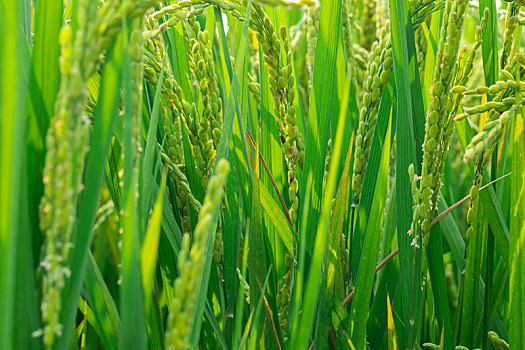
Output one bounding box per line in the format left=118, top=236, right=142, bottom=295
left=1, top=0, right=524, bottom=349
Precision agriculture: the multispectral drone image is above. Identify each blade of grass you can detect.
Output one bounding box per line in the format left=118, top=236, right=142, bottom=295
left=78, top=299, right=99, bottom=349
left=509, top=79, right=525, bottom=348
left=259, top=183, right=294, bottom=254
left=479, top=0, right=498, bottom=88
left=367, top=177, right=397, bottom=347
left=246, top=129, right=294, bottom=253
left=332, top=29, right=354, bottom=176
left=291, top=44, right=347, bottom=347
left=349, top=113, right=391, bottom=349
left=242, top=268, right=273, bottom=349
left=232, top=223, right=250, bottom=350
left=389, top=0, right=423, bottom=346
left=436, top=196, right=465, bottom=271
left=0, top=1, right=27, bottom=347
left=460, top=216, right=486, bottom=348
left=387, top=291, right=399, bottom=350
left=84, top=252, right=120, bottom=350
left=14, top=184, right=40, bottom=349
left=483, top=225, right=495, bottom=350
left=478, top=4, right=498, bottom=345
left=288, top=173, right=312, bottom=346
left=141, top=56, right=165, bottom=218
left=315, top=72, right=352, bottom=348
left=248, top=111, right=267, bottom=338
left=300, top=0, right=342, bottom=255
left=333, top=141, right=355, bottom=303
left=255, top=275, right=282, bottom=350
left=426, top=223, right=452, bottom=349
left=26, top=0, right=62, bottom=255
left=367, top=250, right=399, bottom=349
left=160, top=181, right=183, bottom=253
left=120, top=21, right=147, bottom=350
left=203, top=300, right=230, bottom=350
left=214, top=6, right=253, bottom=182
left=166, top=22, right=194, bottom=104
left=421, top=14, right=439, bottom=110
left=474, top=258, right=508, bottom=341
left=141, top=167, right=167, bottom=304
left=223, top=145, right=241, bottom=345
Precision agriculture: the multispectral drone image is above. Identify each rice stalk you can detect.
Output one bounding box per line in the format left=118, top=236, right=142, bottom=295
left=351, top=22, right=393, bottom=207
left=164, top=159, right=230, bottom=350
left=410, top=0, right=470, bottom=248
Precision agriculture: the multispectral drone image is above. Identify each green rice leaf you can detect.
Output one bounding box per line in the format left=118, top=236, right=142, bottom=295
left=427, top=224, right=453, bottom=349
left=389, top=0, right=423, bottom=347
left=300, top=0, right=342, bottom=254
left=141, top=168, right=167, bottom=305
left=315, top=74, right=352, bottom=347
left=479, top=0, right=498, bottom=87
left=291, top=37, right=347, bottom=346
left=0, top=1, right=28, bottom=347
left=120, top=21, right=147, bottom=350
left=349, top=110, right=391, bottom=349
left=26, top=0, right=62, bottom=246
left=259, top=182, right=293, bottom=254
left=509, top=105, right=525, bottom=349
left=84, top=252, right=120, bottom=350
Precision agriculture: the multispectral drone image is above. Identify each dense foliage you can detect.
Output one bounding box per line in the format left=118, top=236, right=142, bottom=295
left=0, top=0, right=524, bottom=349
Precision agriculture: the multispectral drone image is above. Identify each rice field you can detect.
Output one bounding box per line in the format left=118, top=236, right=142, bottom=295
left=0, top=0, right=524, bottom=348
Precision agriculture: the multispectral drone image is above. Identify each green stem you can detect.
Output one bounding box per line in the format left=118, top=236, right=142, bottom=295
left=348, top=206, right=356, bottom=294
left=453, top=242, right=468, bottom=345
